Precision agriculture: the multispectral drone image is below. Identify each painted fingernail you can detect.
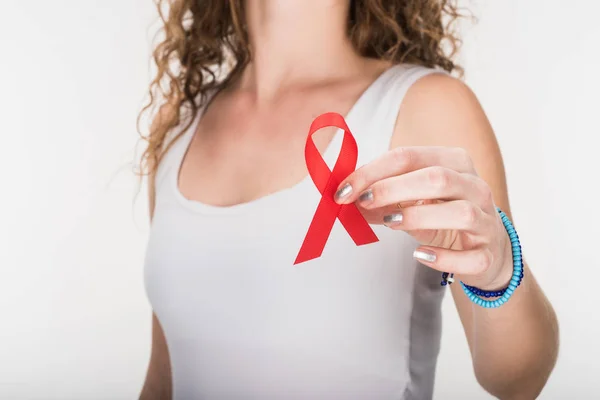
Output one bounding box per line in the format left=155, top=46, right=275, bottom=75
left=413, top=249, right=437, bottom=263
left=335, top=183, right=353, bottom=201
left=358, top=189, right=373, bottom=205
left=383, top=212, right=403, bottom=227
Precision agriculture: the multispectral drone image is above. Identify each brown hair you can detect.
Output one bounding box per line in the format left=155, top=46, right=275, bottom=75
left=137, top=0, right=465, bottom=181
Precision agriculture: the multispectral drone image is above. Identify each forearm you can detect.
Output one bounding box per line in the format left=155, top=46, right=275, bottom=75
left=452, top=264, right=559, bottom=399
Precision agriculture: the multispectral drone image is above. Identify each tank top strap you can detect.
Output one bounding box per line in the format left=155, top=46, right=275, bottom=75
left=153, top=91, right=218, bottom=199
left=348, top=64, right=450, bottom=167
left=153, top=120, right=196, bottom=198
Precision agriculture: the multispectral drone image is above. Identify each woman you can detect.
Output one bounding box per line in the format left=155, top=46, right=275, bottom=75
left=139, top=1, right=559, bottom=399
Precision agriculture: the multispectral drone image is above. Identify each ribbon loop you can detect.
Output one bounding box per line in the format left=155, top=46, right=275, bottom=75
left=294, top=112, right=379, bottom=265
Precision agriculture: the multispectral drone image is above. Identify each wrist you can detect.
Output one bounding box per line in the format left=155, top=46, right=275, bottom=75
left=459, top=226, right=514, bottom=291
left=452, top=208, right=524, bottom=308
left=479, top=240, right=515, bottom=290
left=477, top=258, right=514, bottom=291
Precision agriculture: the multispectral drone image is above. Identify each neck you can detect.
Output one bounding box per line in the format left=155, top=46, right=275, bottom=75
left=239, top=0, right=362, bottom=100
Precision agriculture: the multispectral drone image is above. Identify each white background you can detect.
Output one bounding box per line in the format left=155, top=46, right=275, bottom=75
left=1, top=1, right=598, bottom=399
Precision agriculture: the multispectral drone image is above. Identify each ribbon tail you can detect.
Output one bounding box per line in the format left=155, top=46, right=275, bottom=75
left=294, top=196, right=340, bottom=265
left=338, top=204, right=379, bottom=245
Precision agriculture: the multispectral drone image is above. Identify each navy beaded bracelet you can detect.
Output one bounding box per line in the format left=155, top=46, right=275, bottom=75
left=441, top=208, right=524, bottom=308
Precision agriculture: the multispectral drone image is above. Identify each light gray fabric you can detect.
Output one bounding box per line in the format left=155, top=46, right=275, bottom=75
left=144, top=64, right=447, bottom=399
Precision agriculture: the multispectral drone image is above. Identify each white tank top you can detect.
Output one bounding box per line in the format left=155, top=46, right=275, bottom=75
left=144, top=64, right=447, bottom=400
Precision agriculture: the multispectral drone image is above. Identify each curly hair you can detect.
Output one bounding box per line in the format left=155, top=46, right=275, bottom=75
left=137, top=0, right=465, bottom=182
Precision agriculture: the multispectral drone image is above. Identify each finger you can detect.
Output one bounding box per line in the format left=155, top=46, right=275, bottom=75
left=382, top=200, right=492, bottom=233
left=358, top=200, right=440, bottom=226
left=335, top=146, right=475, bottom=204
left=358, top=166, right=493, bottom=211
left=412, top=246, right=494, bottom=276
left=397, top=199, right=438, bottom=208
left=358, top=203, right=404, bottom=225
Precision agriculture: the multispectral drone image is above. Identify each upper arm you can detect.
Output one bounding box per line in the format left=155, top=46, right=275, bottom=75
left=391, top=72, right=513, bottom=338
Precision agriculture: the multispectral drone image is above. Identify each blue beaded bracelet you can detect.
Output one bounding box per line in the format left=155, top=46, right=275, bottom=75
left=441, top=208, right=524, bottom=308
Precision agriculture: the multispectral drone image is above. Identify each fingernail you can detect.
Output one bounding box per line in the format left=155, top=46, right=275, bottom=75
left=383, top=212, right=403, bottom=227
left=335, top=183, right=353, bottom=201
left=413, top=249, right=437, bottom=263
left=358, top=189, right=373, bottom=205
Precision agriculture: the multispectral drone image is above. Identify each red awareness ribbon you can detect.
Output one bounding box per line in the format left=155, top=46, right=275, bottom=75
left=294, top=112, right=379, bottom=265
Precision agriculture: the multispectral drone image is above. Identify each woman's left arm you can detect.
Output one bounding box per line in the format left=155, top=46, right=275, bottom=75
left=335, top=74, right=559, bottom=399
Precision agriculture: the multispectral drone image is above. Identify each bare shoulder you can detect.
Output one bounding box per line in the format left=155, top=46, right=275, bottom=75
left=393, top=73, right=494, bottom=148
left=392, top=71, right=511, bottom=211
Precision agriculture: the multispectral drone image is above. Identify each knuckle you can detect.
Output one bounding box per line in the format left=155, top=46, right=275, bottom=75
left=475, top=250, right=494, bottom=274
left=390, top=147, right=413, bottom=170
left=480, top=185, right=495, bottom=209
left=458, top=201, right=479, bottom=226
left=471, top=176, right=494, bottom=209
left=453, top=147, right=474, bottom=170
left=427, top=166, right=451, bottom=190
left=452, top=146, right=468, bottom=160
left=351, top=166, right=367, bottom=188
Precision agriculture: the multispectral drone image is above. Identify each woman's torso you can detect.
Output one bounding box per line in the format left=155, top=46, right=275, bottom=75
left=144, top=63, right=447, bottom=400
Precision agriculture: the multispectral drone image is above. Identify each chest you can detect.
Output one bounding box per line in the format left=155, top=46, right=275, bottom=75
left=144, top=204, right=424, bottom=396
left=146, top=204, right=420, bottom=345
left=177, top=88, right=367, bottom=208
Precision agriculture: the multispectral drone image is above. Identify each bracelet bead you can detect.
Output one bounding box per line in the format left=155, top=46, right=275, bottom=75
left=441, top=208, right=524, bottom=308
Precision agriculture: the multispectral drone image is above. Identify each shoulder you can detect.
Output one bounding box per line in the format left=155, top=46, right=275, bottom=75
left=393, top=72, right=494, bottom=148
left=392, top=70, right=511, bottom=210
left=392, top=71, right=502, bottom=172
